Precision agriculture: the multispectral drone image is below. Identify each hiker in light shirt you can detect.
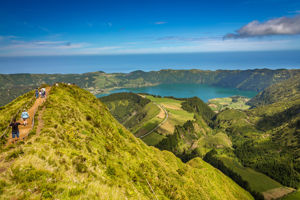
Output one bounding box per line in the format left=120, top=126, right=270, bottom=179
left=21, top=109, right=30, bottom=126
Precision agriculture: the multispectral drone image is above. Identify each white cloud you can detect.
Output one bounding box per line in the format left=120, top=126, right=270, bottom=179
left=224, top=15, right=300, bottom=39
left=155, top=21, right=167, bottom=25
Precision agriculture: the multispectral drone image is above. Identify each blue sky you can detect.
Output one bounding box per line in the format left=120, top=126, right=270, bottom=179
left=0, top=0, right=300, bottom=56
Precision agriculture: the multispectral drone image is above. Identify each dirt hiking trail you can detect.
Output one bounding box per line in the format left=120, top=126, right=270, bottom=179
left=7, top=87, right=51, bottom=144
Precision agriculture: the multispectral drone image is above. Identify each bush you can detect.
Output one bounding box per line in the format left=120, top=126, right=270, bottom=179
left=5, top=148, right=24, bottom=161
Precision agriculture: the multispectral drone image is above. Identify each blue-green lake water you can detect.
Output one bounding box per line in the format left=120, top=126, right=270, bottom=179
left=97, top=84, right=257, bottom=102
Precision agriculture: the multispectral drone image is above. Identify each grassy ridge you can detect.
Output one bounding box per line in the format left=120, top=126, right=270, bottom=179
left=0, top=84, right=253, bottom=199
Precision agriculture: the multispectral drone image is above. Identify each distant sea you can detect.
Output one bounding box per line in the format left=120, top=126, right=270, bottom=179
left=0, top=51, right=300, bottom=74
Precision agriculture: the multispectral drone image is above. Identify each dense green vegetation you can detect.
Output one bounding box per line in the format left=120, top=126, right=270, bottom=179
left=100, top=92, right=151, bottom=127
left=181, top=97, right=216, bottom=125
left=100, top=93, right=161, bottom=137
left=0, top=84, right=253, bottom=199
left=214, top=97, right=300, bottom=188
left=247, top=73, right=300, bottom=107
left=1, top=68, right=299, bottom=106
left=156, top=98, right=220, bottom=161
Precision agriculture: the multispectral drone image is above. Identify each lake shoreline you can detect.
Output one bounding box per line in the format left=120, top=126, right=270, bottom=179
left=95, top=83, right=258, bottom=102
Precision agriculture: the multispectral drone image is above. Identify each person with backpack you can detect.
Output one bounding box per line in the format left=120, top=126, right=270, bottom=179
left=21, top=109, right=30, bottom=126
left=41, top=88, right=46, bottom=98
left=42, top=89, right=46, bottom=98
left=9, top=118, right=22, bottom=142
left=35, top=88, right=39, bottom=99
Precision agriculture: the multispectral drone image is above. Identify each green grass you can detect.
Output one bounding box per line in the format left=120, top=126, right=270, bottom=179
left=141, top=132, right=166, bottom=146
left=132, top=102, right=161, bottom=136
left=145, top=95, right=181, bottom=104
left=219, top=156, right=282, bottom=192
left=208, top=96, right=251, bottom=112
left=282, top=190, right=300, bottom=200
left=0, top=90, right=35, bottom=147
left=145, top=95, right=194, bottom=134
left=196, top=133, right=232, bottom=156
left=0, top=84, right=253, bottom=200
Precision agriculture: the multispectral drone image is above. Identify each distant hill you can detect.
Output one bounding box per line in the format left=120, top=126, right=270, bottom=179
left=0, top=84, right=252, bottom=200
left=247, top=74, right=300, bottom=107
left=1, top=68, right=299, bottom=106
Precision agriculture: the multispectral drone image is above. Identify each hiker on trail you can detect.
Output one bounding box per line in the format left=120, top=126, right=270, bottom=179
left=21, top=109, right=30, bottom=126
left=35, top=88, right=39, bottom=99
left=43, top=89, right=46, bottom=98
left=41, top=88, right=46, bottom=98
left=9, top=118, right=21, bottom=141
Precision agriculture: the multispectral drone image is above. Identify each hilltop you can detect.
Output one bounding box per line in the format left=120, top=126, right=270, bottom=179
left=0, top=84, right=252, bottom=199
left=1, top=68, right=299, bottom=106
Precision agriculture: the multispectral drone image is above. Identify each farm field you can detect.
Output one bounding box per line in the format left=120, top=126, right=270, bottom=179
left=208, top=96, right=251, bottom=112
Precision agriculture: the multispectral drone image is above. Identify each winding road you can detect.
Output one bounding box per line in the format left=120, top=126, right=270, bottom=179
left=139, top=102, right=168, bottom=138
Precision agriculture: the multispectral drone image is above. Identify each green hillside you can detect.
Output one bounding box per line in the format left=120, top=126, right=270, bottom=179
left=247, top=73, right=300, bottom=107
left=98, top=75, right=300, bottom=199
left=0, top=84, right=253, bottom=200
left=1, top=68, right=299, bottom=106
left=100, top=92, right=157, bottom=132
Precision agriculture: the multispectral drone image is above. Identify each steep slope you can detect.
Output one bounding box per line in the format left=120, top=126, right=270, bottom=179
left=100, top=92, right=162, bottom=136
left=0, top=84, right=253, bottom=200
left=248, top=74, right=300, bottom=107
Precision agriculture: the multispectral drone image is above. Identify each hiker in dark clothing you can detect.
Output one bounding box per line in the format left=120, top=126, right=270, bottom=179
left=9, top=118, right=22, bottom=141
left=35, top=88, right=39, bottom=99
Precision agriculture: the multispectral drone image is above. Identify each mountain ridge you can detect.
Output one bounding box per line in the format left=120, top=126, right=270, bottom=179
left=0, top=84, right=253, bottom=199
left=1, top=68, right=299, bottom=106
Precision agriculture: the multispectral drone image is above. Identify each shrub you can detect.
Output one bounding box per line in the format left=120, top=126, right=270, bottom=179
left=5, top=148, right=24, bottom=161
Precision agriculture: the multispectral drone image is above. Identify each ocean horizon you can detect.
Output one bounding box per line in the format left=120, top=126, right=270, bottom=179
left=0, top=50, right=300, bottom=74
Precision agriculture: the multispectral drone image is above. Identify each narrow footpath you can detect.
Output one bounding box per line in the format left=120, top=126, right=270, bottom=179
left=7, top=87, right=51, bottom=145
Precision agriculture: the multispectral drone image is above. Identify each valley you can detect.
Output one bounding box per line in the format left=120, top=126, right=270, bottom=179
left=2, top=1, right=300, bottom=199
left=100, top=72, right=300, bottom=199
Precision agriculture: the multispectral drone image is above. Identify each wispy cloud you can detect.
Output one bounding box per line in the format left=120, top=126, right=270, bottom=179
left=1, top=35, right=299, bottom=56
left=224, top=15, right=300, bottom=39
left=0, top=35, right=19, bottom=40
left=157, top=36, right=221, bottom=42
left=288, top=10, right=300, bottom=14
left=155, top=21, right=167, bottom=25
left=0, top=39, right=86, bottom=51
